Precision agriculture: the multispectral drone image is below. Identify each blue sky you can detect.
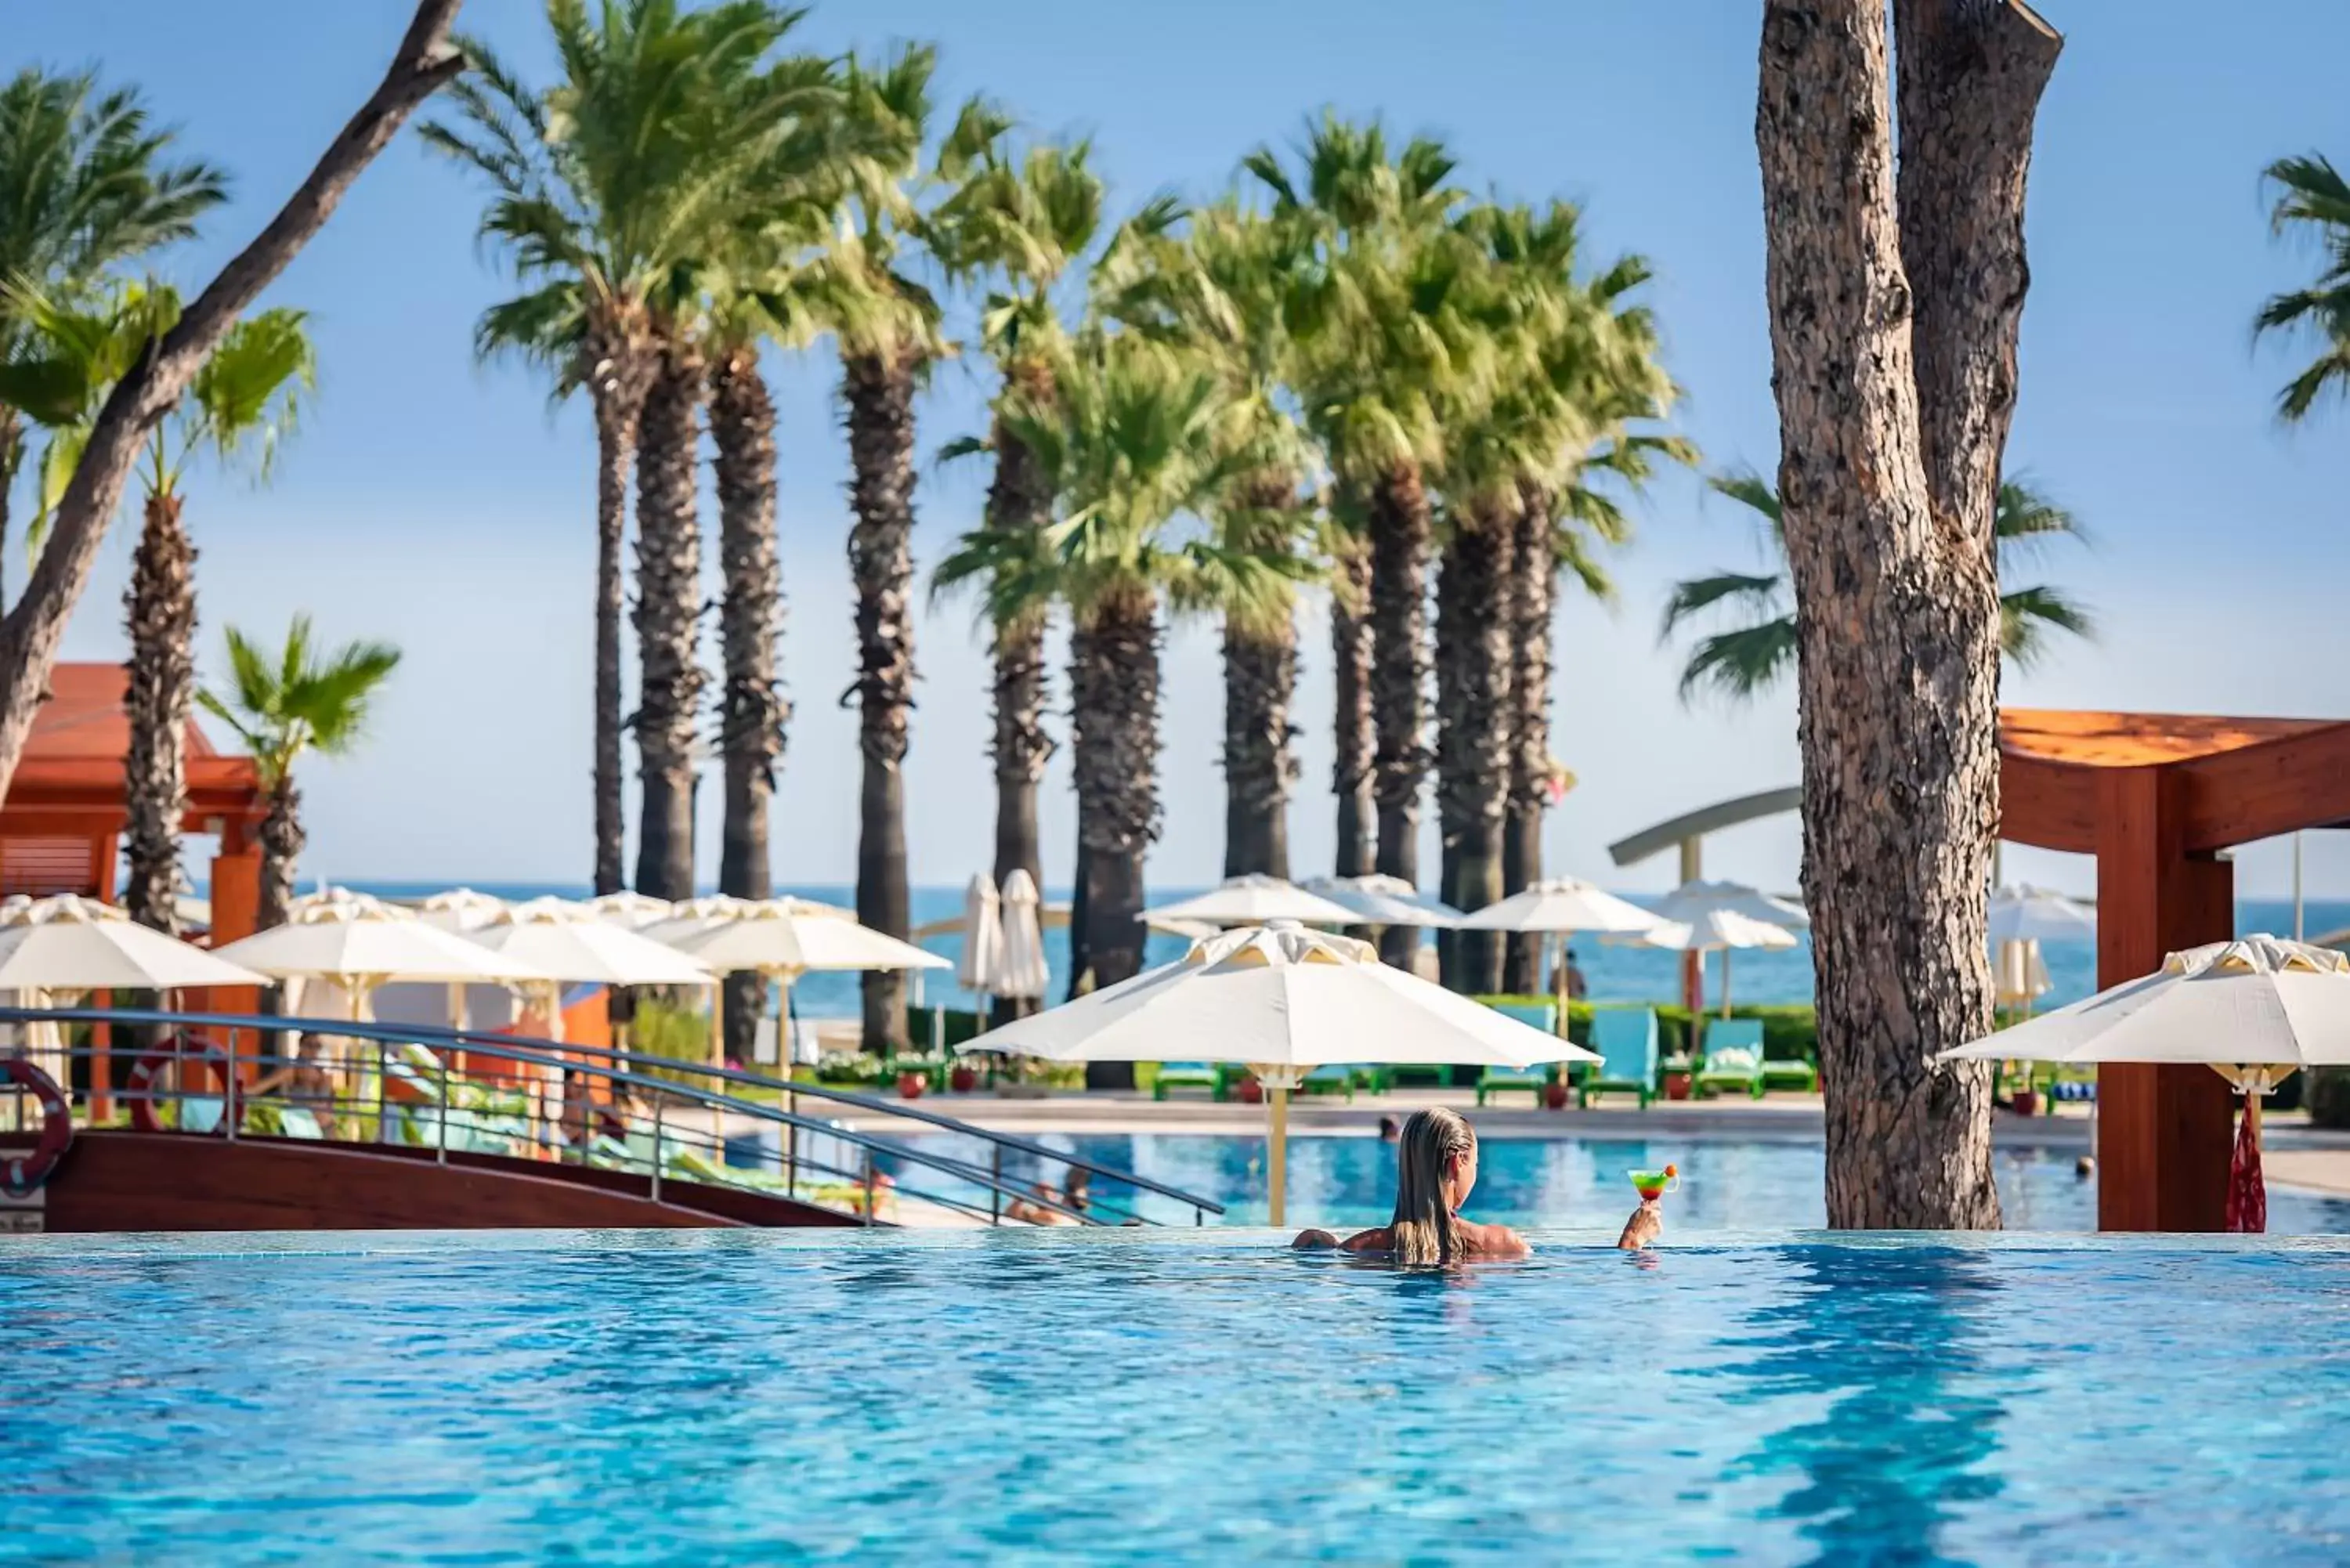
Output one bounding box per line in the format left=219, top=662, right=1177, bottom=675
left=13, top=0, right=2350, bottom=899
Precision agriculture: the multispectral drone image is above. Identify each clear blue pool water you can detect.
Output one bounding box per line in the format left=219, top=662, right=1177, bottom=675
left=884, top=1130, right=2350, bottom=1235
left=3, top=1230, right=2348, bottom=1563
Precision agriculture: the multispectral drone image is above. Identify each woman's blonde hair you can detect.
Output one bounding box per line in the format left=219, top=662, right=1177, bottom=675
left=1389, top=1107, right=1476, bottom=1266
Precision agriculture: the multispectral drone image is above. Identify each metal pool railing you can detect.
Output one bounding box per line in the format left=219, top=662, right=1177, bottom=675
left=0, top=1005, right=1224, bottom=1229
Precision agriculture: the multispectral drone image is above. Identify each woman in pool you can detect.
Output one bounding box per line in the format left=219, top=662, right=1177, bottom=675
left=1292, top=1107, right=1531, bottom=1263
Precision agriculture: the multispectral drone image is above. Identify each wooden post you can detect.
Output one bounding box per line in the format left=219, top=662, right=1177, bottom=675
left=1677, top=838, right=1703, bottom=1023
left=208, top=833, right=264, bottom=1086
left=2094, top=767, right=2234, bottom=1231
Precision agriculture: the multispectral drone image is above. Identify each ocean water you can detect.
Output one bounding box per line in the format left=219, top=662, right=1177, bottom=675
left=338, top=883, right=2350, bottom=1021
left=885, top=1129, right=2350, bottom=1236
left=3, top=1230, right=2346, bottom=1563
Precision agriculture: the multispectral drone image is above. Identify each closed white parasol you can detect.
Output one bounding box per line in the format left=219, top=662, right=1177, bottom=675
left=975, top=921, right=1595, bottom=1225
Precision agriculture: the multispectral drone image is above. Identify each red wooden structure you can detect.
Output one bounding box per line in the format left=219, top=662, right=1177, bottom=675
left=2001, top=709, right=2350, bottom=1230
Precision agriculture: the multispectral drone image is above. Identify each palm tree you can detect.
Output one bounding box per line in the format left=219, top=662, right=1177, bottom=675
left=938, top=336, right=1290, bottom=1065
left=1663, top=474, right=2093, bottom=703
left=198, top=617, right=400, bottom=930
left=0, top=287, right=313, bottom=934
left=1098, top=200, right=1318, bottom=881
left=0, top=67, right=226, bottom=609
left=2255, top=154, right=2350, bottom=421
left=421, top=0, right=804, bottom=898
left=930, top=118, right=1124, bottom=1019
left=1248, top=117, right=1484, bottom=962
left=802, top=48, right=981, bottom=1050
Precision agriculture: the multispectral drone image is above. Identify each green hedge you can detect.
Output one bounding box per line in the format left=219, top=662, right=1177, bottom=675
left=1473, top=996, right=1819, bottom=1063
left=2308, top=1068, right=2350, bottom=1129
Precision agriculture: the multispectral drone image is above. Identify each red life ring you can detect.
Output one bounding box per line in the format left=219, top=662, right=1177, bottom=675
left=2, top=1056, right=73, bottom=1194
left=125, top=1033, right=233, bottom=1136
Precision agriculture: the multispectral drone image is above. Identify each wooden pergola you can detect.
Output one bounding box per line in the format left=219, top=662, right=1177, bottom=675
left=2001, top=709, right=2350, bottom=1230
left=1, top=662, right=268, bottom=939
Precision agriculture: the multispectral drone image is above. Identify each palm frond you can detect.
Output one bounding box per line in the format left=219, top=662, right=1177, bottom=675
left=1679, top=619, right=1799, bottom=703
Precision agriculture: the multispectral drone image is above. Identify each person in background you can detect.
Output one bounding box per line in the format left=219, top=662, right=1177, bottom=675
left=1560, top=947, right=1589, bottom=1002
left=1377, top=1115, right=1401, bottom=1143
left=1292, top=1108, right=1531, bottom=1263
left=1008, top=1165, right=1091, bottom=1226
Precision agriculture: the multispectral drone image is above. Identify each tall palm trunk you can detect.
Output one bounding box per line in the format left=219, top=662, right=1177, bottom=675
left=985, top=396, right=1054, bottom=1022
left=1432, top=530, right=1462, bottom=986
left=1070, top=591, right=1159, bottom=1086
left=631, top=338, right=707, bottom=902
left=844, top=348, right=920, bottom=1054
left=121, top=491, right=194, bottom=934
left=257, top=774, right=302, bottom=931
left=1368, top=464, right=1433, bottom=966
left=1222, top=477, right=1300, bottom=880
left=585, top=323, right=656, bottom=897
left=1329, top=530, right=1374, bottom=878
left=1434, top=510, right=1513, bottom=995
left=710, top=346, right=785, bottom=1066
left=1757, top=0, right=2057, bottom=1228
left=1064, top=624, right=1094, bottom=1005
left=1502, top=484, right=1554, bottom=993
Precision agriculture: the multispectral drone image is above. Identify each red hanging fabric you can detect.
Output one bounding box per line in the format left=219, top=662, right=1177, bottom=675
left=2225, top=1098, right=2267, bottom=1234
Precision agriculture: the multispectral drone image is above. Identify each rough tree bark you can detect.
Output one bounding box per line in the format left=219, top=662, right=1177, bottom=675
left=585, top=316, right=654, bottom=898
left=1070, top=595, right=1159, bottom=1088
left=0, top=412, right=19, bottom=610
left=1757, top=0, right=2058, bottom=1229
left=1434, top=511, right=1513, bottom=994
left=1501, top=483, right=1556, bottom=993
left=710, top=346, right=785, bottom=1066
left=257, top=775, right=304, bottom=933
left=844, top=348, right=920, bottom=1055
left=984, top=391, right=1054, bottom=1024
left=1329, top=530, right=1375, bottom=880
left=1220, top=476, right=1300, bottom=882
left=121, top=493, right=195, bottom=934
left=0, top=1, right=463, bottom=807
left=1368, top=464, right=1433, bottom=966
left=631, top=339, right=706, bottom=902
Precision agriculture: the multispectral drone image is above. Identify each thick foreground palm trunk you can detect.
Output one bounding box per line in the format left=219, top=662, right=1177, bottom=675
left=1757, top=0, right=2057, bottom=1228
left=1329, top=533, right=1375, bottom=879
left=1434, top=514, right=1513, bottom=994
left=845, top=349, right=920, bottom=1054
left=1368, top=465, right=1433, bottom=967
left=985, top=406, right=1054, bottom=1024
left=121, top=493, right=195, bottom=934
left=1071, top=595, right=1159, bottom=1089
left=1501, top=486, right=1554, bottom=993
left=588, top=323, right=655, bottom=897
left=632, top=341, right=707, bottom=902
left=710, top=348, right=785, bottom=1065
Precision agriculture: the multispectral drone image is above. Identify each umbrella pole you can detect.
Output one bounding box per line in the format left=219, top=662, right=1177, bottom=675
left=1721, top=948, right=1733, bottom=1020
left=1267, top=1084, right=1289, bottom=1229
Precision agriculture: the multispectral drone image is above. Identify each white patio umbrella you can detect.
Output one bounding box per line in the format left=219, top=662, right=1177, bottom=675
left=581, top=890, right=676, bottom=930
left=1456, top=876, right=1662, bottom=1017
left=1987, top=883, right=2095, bottom=945
left=464, top=899, right=714, bottom=1043
left=656, top=897, right=949, bottom=1060
left=1300, top=874, right=1464, bottom=927
left=1654, top=878, right=1810, bottom=930
left=1625, top=906, right=1799, bottom=1017
left=975, top=921, right=1596, bottom=1226
left=957, top=873, right=1005, bottom=1009
left=414, top=888, right=511, bottom=1030
left=0, top=895, right=269, bottom=1086
left=1939, top=935, right=2350, bottom=1232
left=992, top=869, right=1050, bottom=1015
left=213, top=900, right=555, bottom=1104
left=1141, top=874, right=1362, bottom=928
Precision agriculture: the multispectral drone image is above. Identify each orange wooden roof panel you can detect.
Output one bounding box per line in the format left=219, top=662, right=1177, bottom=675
left=2, top=663, right=263, bottom=827
left=1998, top=708, right=2344, bottom=768
left=24, top=662, right=226, bottom=761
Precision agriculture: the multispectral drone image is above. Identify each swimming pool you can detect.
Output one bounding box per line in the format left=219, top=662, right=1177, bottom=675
left=881, top=1131, right=2350, bottom=1234
left=3, top=1230, right=2345, bottom=1563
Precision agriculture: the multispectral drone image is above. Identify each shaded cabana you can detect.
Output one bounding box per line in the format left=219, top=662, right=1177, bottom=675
left=0, top=664, right=269, bottom=1106
left=1610, top=709, right=2350, bottom=1232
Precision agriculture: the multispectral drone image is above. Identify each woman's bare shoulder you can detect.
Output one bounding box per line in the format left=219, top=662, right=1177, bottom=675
left=1455, top=1219, right=1532, bottom=1259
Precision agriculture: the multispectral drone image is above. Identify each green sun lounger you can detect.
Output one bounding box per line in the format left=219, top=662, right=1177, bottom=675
left=1694, top=1017, right=1766, bottom=1100
left=1298, top=1062, right=1359, bottom=1101
left=1152, top=1062, right=1227, bottom=1100
left=1760, top=1046, right=1819, bottom=1094
left=1477, top=1002, right=1558, bottom=1105
left=1578, top=1008, right=1658, bottom=1109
